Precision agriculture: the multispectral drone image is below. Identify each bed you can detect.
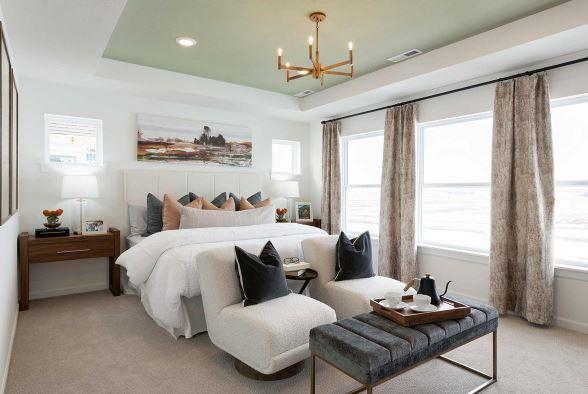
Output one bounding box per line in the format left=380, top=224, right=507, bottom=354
left=117, top=170, right=327, bottom=338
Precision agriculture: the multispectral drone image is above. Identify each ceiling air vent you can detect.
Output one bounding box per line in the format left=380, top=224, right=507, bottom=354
left=387, top=49, right=422, bottom=63
left=294, top=90, right=315, bottom=98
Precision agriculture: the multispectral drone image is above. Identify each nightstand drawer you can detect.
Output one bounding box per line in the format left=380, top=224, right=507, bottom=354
left=29, top=237, right=114, bottom=263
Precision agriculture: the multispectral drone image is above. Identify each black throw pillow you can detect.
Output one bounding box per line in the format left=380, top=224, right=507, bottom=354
left=230, top=191, right=262, bottom=210
left=334, top=231, right=374, bottom=281
left=144, top=192, right=196, bottom=235
left=211, top=192, right=227, bottom=208
left=234, top=241, right=290, bottom=306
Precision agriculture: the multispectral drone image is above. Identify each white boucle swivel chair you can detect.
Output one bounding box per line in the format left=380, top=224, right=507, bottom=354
left=197, top=243, right=336, bottom=379
left=301, top=235, right=415, bottom=320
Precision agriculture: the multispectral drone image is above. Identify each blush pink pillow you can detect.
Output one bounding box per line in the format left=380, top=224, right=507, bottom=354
left=238, top=197, right=272, bottom=211
left=199, top=196, right=236, bottom=211
left=162, top=194, right=203, bottom=231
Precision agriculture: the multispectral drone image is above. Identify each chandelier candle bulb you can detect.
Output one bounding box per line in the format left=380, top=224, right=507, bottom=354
left=277, top=48, right=282, bottom=69
left=348, top=41, right=353, bottom=50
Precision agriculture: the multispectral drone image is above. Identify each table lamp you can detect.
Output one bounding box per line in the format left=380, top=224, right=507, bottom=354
left=270, top=180, right=299, bottom=222
left=61, top=175, right=99, bottom=234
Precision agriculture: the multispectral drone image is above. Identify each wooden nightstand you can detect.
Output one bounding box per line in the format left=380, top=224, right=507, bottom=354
left=18, top=227, right=121, bottom=311
left=295, top=219, right=322, bottom=228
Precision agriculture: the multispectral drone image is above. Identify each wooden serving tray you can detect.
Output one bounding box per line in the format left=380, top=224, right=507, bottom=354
left=370, top=295, right=471, bottom=327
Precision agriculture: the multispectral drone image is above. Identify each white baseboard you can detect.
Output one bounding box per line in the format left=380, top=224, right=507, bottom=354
left=447, top=290, right=588, bottom=334
left=447, top=290, right=488, bottom=304
left=1, top=304, right=18, bottom=394
left=554, top=316, right=588, bottom=335
left=30, top=283, right=108, bottom=300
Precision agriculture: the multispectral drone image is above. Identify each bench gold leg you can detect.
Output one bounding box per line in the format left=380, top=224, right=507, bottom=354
left=493, top=330, right=497, bottom=380
left=438, top=329, right=497, bottom=393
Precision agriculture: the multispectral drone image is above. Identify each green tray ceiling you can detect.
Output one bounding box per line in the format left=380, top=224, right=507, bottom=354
left=103, top=0, right=566, bottom=96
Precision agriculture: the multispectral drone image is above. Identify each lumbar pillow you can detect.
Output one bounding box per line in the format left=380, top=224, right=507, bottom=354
left=234, top=241, right=290, bottom=306
left=238, top=197, right=272, bottom=210
left=179, top=204, right=275, bottom=229
left=162, top=194, right=203, bottom=231
left=144, top=192, right=196, bottom=235
left=334, top=231, right=374, bottom=281
left=230, top=191, right=262, bottom=210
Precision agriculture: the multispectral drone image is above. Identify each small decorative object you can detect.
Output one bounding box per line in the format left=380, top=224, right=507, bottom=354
left=82, top=219, right=106, bottom=235
left=270, top=180, right=300, bottom=222
left=42, top=208, right=63, bottom=228
left=276, top=208, right=288, bottom=223
left=403, top=273, right=452, bottom=306
left=35, top=227, right=70, bottom=238
left=295, top=201, right=313, bottom=222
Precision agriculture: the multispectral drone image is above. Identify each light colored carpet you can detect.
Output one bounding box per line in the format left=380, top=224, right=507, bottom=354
left=6, top=291, right=588, bottom=393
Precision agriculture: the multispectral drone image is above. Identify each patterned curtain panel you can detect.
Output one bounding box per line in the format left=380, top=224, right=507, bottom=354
left=490, top=72, right=555, bottom=325
left=378, top=104, right=417, bottom=282
left=321, top=121, right=341, bottom=235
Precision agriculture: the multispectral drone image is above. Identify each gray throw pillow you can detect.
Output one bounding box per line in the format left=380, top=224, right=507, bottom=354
left=229, top=191, right=262, bottom=210
left=211, top=192, right=227, bottom=208
left=144, top=193, right=195, bottom=235
left=334, top=231, right=374, bottom=281
left=234, top=241, right=289, bottom=306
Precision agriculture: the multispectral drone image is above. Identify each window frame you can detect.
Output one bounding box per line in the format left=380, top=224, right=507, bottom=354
left=44, top=113, right=103, bottom=166
left=550, top=94, right=588, bottom=269
left=271, top=138, right=301, bottom=176
left=416, top=111, right=493, bottom=253
left=341, top=130, right=384, bottom=238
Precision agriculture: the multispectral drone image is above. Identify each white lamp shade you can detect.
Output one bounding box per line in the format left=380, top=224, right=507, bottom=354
left=61, top=175, right=99, bottom=199
left=270, top=180, right=300, bottom=198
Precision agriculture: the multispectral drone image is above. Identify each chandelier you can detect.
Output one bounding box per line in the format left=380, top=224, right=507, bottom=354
left=277, top=12, right=353, bottom=86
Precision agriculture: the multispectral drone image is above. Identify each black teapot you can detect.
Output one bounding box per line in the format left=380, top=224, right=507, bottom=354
left=404, top=273, right=452, bottom=306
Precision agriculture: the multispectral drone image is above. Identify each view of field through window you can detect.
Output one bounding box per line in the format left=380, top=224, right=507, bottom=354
left=343, top=98, right=588, bottom=265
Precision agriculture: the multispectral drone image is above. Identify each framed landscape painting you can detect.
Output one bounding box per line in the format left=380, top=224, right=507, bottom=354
left=137, top=114, right=252, bottom=167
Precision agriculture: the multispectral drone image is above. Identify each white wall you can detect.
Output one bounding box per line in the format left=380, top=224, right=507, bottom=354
left=19, top=78, right=313, bottom=299
left=309, top=59, right=588, bottom=333
left=0, top=213, right=19, bottom=392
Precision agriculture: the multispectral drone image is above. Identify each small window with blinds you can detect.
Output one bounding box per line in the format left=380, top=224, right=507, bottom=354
left=44, top=114, right=103, bottom=165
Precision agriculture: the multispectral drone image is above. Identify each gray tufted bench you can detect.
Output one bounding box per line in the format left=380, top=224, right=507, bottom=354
left=309, top=296, right=498, bottom=393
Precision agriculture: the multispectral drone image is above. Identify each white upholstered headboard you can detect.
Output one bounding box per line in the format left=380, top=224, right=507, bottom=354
left=122, top=169, right=263, bottom=234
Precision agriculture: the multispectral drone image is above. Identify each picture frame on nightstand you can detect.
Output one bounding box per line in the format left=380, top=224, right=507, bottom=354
left=295, top=201, right=313, bottom=222
left=82, top=219, right=107, bottom=235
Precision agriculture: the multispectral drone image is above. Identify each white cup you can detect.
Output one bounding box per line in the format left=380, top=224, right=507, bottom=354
left=384, top=291, right=402, bottom=307
left=413, top=294, right=431, bottom=307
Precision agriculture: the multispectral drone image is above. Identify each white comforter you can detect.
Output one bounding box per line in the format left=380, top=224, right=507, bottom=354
left=116, top=223, right=327, bottom=332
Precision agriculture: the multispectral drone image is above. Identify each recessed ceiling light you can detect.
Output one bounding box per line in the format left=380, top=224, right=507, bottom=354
left=176, top=36, right=197, bottom=47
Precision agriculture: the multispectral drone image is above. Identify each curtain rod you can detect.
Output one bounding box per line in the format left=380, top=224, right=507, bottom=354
left=321, top=55, right=588, bottom=124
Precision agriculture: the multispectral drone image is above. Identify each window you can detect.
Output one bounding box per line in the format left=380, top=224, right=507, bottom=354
left=342, top=132, right=383, bottom=237
left=271, top=139, right=300, bottom=175
left=45, top=114, right=102, bottom=165
left=551, top=95, right=588, bottom=266
left=417, top=114, right=493, bottom=251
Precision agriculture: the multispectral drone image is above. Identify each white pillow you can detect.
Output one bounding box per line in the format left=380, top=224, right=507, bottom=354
left=128, top=204, right=148, bottom=235
left=179, top=204, right=275, bottom=229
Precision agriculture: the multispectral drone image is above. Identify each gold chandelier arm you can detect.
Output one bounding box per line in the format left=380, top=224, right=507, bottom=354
left=287, top=72, right=312, bottom=81
left=323, top=70, right=353, bottom=77
left=280, top=64, right=314, bottom=72
left=321, top=59, right=351, bottom=72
